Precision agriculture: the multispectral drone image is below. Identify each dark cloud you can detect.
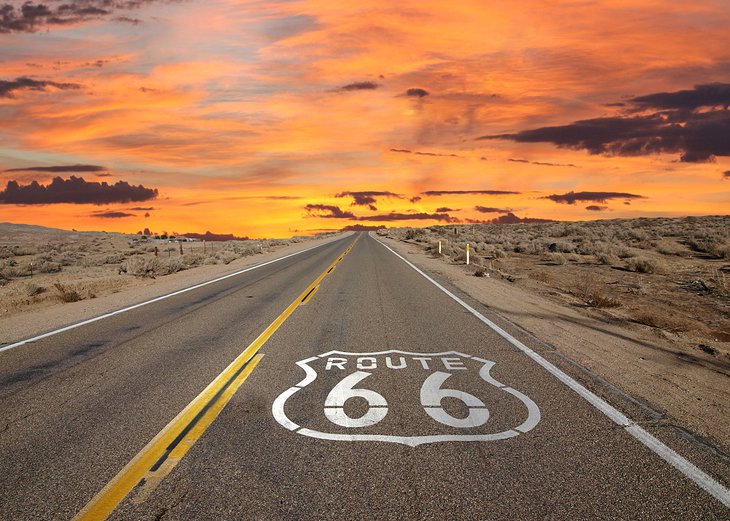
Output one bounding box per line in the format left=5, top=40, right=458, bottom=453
left=304, top=204, right=356, bottom=219
left=543, top=191, right=645, bottom=205
left=422, top=190, right=520, bottom=196
left=357, top=212, right=455, bottom=222
left=585, top=205, right=608, bottom=211
left=114, top=16, right=141, bottom=24
left=474, top=206, right=511, bottom=213
left=0, top=77, right=81, bottom=97
left=93, top=211, right=134, bottom=218
left=305, top=204, right=455, bottom=223
left=335, top=190, right=403, bottom=209
left=435, top=207, right=457, bottom=212
left=341, top=224, right=382, bottom=231
left=723, top=170, right=730, bottom=179
left=508, top=158, right=576, bottom=167
left=4, top=164, right=106, bottom=173
left=409, top=196, right=422, bottom=203
left=481, top=83, right=730, bottom=163
left=0, top=1, right=174, bottom=33
left=338, top=81, right=379, bottom=91
left=389, top=148, right=461, bottom=158
left=0, top=176, right=158, bottom=205
left=629, top=83, right=730, bottom=111
left=405, top=88, right=429, bottom=98
left=96, top=173, right=113, bottom=177
left=128, top=206, right=154, bottom=210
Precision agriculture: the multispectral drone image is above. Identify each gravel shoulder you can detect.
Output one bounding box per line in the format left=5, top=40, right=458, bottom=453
left=0, top=233, right=348, bottom=348
left=378, top=234, right=730, bottom=451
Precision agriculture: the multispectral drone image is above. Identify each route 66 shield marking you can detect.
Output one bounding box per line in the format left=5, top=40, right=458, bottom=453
left=272, top=350, right=541, bottom=447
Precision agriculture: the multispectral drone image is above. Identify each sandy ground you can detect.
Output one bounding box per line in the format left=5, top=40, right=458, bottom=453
left=378, top=234, right=730, bottom=452
left=1, top=232, right=348, bottom=347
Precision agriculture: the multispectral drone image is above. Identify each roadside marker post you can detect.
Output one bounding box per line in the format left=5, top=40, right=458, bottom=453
left=466, top=243, right=470, bottom=265
left=438, top=240, right=442, bottom=254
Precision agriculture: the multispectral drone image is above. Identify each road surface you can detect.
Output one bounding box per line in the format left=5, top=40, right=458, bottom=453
left=0, top=232, right=728, bottom=520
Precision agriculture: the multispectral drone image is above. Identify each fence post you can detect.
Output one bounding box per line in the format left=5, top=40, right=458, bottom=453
left=466, top=243, right=470, bottom=265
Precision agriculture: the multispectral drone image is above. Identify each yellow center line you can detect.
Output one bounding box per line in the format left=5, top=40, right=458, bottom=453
left=74, top=234, right=360, bottom=521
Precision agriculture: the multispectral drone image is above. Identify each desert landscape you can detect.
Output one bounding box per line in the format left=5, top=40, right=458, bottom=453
left=380, top=215, right=730, bottom=449
left=0, top=222, right=321, bottom=318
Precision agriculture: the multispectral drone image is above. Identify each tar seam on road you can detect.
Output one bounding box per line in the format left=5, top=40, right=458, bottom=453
left=73, top=235, right=360, bottom=521
left=373, top=234, right=730, bottom=509
left=0, top=234, right=352, bottom=354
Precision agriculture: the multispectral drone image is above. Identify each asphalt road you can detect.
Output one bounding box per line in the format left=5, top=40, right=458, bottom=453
left=0, top=232, right=728, bottom=520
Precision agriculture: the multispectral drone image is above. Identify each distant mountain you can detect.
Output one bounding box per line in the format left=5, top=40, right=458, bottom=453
left=182, top=231, right=250, bottom=241
left=0, top=222, right=131, bottom=242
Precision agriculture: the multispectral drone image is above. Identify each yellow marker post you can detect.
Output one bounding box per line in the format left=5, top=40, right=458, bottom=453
left=466, top=243, right=470, bottom=265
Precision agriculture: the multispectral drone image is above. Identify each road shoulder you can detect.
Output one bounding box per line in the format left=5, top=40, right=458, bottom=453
left=376, top=233, right=730, bottom=453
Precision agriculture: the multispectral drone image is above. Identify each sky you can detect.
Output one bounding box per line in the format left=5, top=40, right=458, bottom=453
left=0, top=0, right=729, bottom=237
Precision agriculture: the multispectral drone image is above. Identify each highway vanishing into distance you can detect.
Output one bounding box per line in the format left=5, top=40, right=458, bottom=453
left=0, top=232, right=728, bottom=520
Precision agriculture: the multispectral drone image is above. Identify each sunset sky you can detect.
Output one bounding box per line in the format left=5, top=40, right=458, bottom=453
left=1, top=0, right=729, bottom=237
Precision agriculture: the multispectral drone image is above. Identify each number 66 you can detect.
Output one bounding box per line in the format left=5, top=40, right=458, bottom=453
left=324, top=371, right=489, bottom=428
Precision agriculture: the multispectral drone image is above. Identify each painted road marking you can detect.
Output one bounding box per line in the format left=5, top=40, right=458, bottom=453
left=272, top=349, right=540, bottom=447
left=373, top=234, right=730, bottom=508
left=74, top=235, right=360, bottom=520
left=1, top=234, right=352, bottom=353
left=73, top=352, right=263, bottom=521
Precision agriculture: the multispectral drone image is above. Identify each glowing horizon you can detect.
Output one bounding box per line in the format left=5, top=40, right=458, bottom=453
left=1, top=0, right=729, bottom=237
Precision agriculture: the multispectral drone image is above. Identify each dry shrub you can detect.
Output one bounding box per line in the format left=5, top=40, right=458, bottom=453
left=25, top=283, right=45, bottom=296
left=120, top=256, right=165, bottom=277
left=53, top=282, right=82, bottom=303
left=545, top=253, right=566, bottom=265
left=182, top=252, right=205, bottom=266
left=572, top=272, right=621, bottom=308
left=626, top=256, right=665, bottom=274
left=35, top=259, right=61, bottom=273
left=596, top=252, right=619, bottom=265
left=655, top=241, right=684, bottom=256
left=214, top=251, right=238, bottom=265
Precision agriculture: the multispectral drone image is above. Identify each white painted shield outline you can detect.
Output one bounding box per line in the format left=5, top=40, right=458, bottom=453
left=272, top=350, right=541, bottom=447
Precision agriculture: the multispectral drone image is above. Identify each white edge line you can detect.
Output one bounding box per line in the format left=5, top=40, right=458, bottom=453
left=0, top=235, right=351, bottom=354
left=371, top=233, right=730, bottom=509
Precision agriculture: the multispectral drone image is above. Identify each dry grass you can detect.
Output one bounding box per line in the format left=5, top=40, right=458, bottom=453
left=0, top=223, right=326, bottom=315
left=386, top=215, right=730, bottom=345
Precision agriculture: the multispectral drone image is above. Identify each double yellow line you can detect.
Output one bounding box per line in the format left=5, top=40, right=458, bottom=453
left=74, top=235, right=360, bottom=520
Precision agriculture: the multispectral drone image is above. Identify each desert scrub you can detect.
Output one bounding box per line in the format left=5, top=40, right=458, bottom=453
left=53, top=282, right=82, bottom=303
left=544, top=253, right=566, bottom=265
left=626, top=256, right=665, bottom=274
left=213, top=251, right=238, bottom=265
left=120, top=256, right=165, bottom=277
left=572, top=273, right=621, bottom=308
left=25, top=283, right=45, bottom=296
left=35, top=259, right=62, bottom=273
left=595, top=252, right=620, bottom=265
